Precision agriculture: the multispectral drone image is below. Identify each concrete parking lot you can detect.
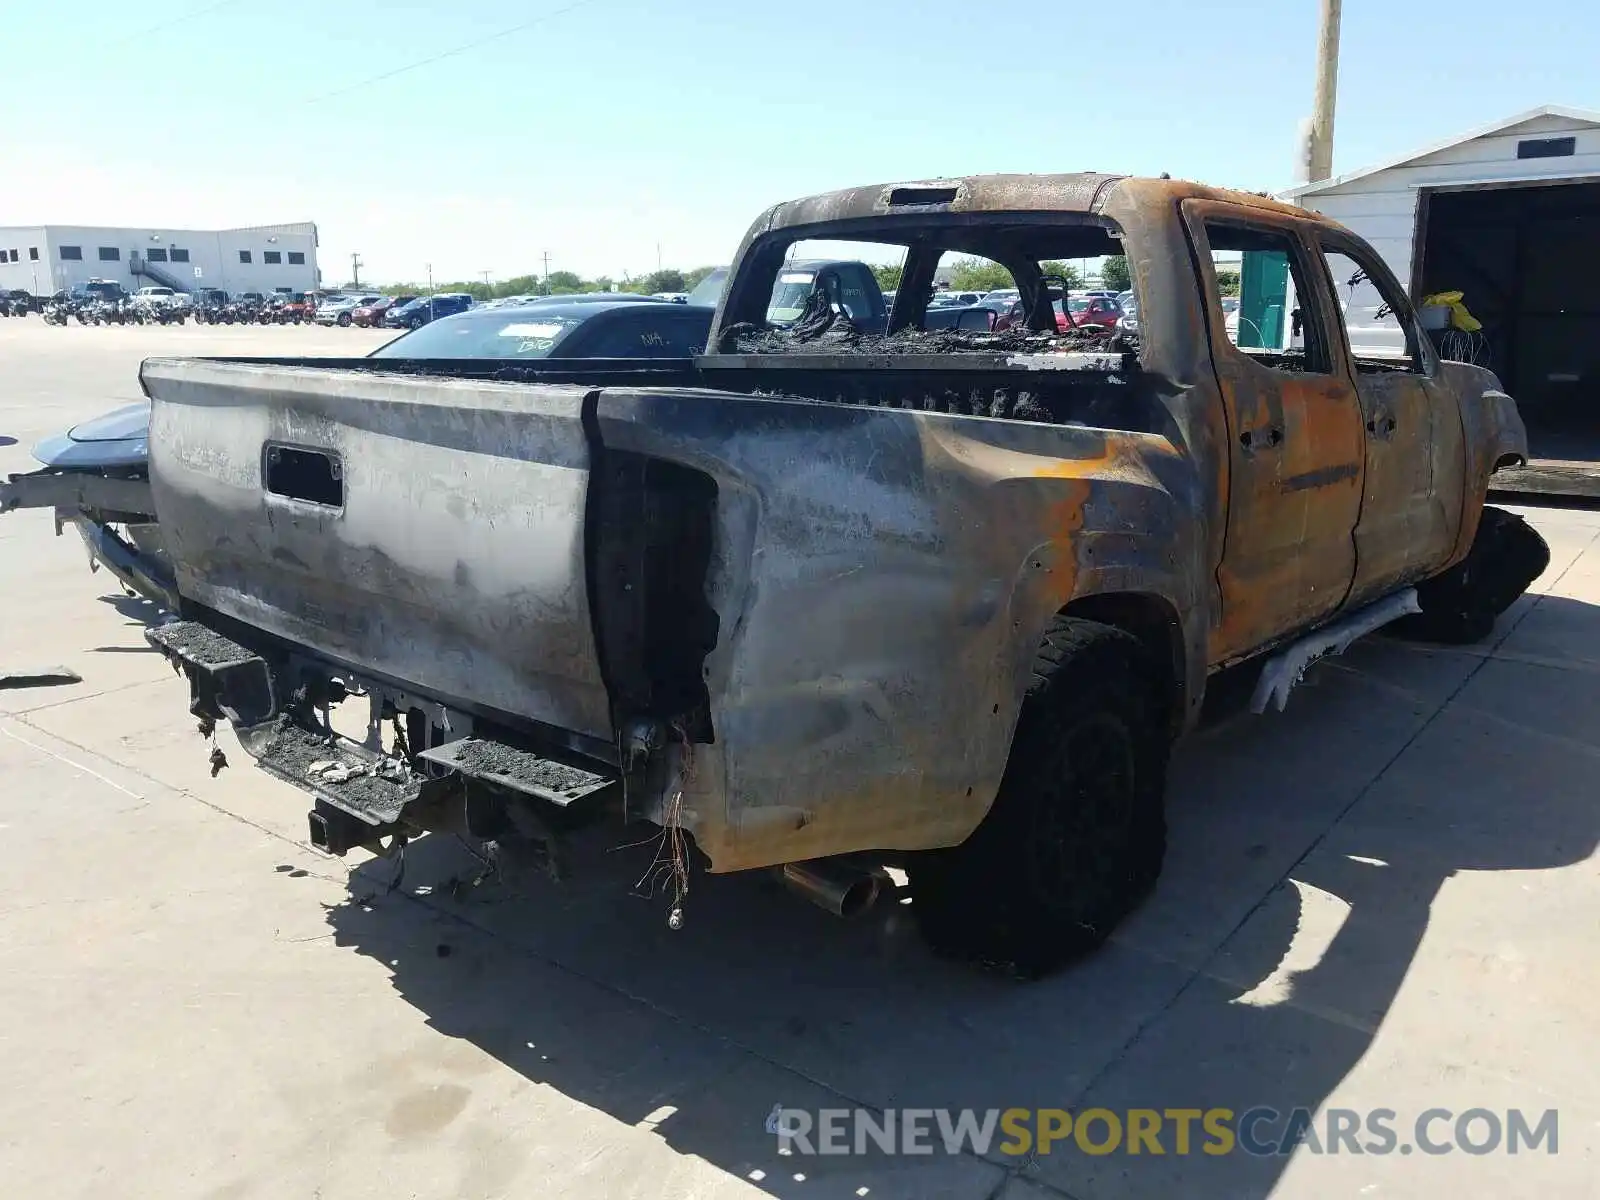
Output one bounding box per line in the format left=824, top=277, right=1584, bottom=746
left=1, top=319, right=1596, bottom=1199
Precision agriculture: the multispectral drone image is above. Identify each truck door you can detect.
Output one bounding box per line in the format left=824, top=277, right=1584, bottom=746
left=1314, top=234, right=1465, bottom=607
left=1182, top=204, right=1367, bottom=662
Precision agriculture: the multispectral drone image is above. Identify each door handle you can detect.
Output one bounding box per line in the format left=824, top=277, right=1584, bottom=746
left=1239, top=427, right=1284, bottom=452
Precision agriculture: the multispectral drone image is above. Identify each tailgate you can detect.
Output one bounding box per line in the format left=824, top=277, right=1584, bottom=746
left=142, top=358, right=612, bottom=741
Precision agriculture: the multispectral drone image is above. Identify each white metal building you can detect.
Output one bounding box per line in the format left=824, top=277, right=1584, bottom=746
left=0, top=221, right=320, bottom=299
left=1282, top=105, right=1600, bottom=438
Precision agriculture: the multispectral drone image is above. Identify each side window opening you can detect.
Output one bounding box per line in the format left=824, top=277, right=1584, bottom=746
left=1319, top=243, right=1424, bottom=374
left=1201, top=222, right=1331, bottom=375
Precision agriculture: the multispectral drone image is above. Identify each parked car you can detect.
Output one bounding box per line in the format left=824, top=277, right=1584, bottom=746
left=484, top=292, right=663, bottom=310
left=0, top=288, right=37, bottom=316
left=992, top=297, right=1075, bottom=333
left=383, top=292, right=476, bottom=329
left=72, top=279, right=129, bottom=304
left=131, top=172, right=1547, bottom=979
left=686, top=264, right=890, bottom=331
left=0, top=402, right=171, bottom=607
left=314, top=294, right=383, bottom=326
left=1221, top=295, right=1241, bottom=339
left=351, top=295, right=414, bottom=328
left=132, top=286, right=180, bottom=312
left=373, top=297, right=713, bottom=360
left=1063, top=295, right=1124, bottom=330
left=280, top=293, right=313, bottom=323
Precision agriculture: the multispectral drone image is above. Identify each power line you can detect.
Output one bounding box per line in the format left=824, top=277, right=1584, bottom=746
left=106, top=0, right=250, bottom=48
left=307, top=0, right=605, bottom=103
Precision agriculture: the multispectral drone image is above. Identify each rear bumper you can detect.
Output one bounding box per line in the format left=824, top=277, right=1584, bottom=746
left=147, top=618, right=621, bottom=856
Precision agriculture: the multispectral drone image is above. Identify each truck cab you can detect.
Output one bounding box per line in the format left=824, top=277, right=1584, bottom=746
left=73, top=279, right=128, bottom=303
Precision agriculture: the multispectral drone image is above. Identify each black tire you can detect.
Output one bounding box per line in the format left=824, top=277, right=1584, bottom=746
left=409, top=315, right=425, bottom=330
left=337, top=312, right=352, bottom=327
left=1392, top=507, right=1550, bottom=645
left=907, top=616, right=1171, bottom=977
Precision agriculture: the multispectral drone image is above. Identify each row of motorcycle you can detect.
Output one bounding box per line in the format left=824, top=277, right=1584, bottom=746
left=38, top=297, right=190, bottom=326
left=193, top=297, right=311, bottom=325
left=17, top=295, right=314, bottom=326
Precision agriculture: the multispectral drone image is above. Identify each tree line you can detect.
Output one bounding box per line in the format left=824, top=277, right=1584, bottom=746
left=360, top=254, right=1235, bottom=304
left=362, top=266, right=719, bottom=301
left=872, top=256, right=1136, bottom=294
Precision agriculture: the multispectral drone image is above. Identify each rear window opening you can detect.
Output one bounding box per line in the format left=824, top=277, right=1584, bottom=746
left=714, top=215, right=1136, bottom=362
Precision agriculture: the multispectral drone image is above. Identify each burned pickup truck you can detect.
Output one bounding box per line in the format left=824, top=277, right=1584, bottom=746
left=140, top=174, right=1545, bottom=975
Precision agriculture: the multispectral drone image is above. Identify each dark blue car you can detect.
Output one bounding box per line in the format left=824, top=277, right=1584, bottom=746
left=372, top=297, right=713, bottom=360
left=383, top=292, right=476, bottom=330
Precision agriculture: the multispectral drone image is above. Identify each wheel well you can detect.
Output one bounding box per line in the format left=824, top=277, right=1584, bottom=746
left=1492, top=451, right=1525, bottom=472
left=1062, top=592, right=1186, bottom=733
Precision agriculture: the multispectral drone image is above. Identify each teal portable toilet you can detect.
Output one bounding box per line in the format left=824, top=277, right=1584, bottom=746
left=1237, top=249, right=1289, bottom=349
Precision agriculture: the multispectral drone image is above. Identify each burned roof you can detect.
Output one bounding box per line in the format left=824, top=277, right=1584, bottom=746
left=754, top=173, right=1318, bottom=237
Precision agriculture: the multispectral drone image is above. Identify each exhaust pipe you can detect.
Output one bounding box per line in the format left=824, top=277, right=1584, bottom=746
left=778, top=859, right=882, bottom=918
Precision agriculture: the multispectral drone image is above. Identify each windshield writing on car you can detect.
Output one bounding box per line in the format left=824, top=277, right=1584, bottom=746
left=372, top=313, right=582, bottom=358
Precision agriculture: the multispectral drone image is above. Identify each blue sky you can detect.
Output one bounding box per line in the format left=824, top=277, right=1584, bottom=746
left=1, top=0, right=1594, bottom=284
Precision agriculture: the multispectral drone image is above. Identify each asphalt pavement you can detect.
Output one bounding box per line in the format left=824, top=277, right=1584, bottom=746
left=1, top=319, right=1596, bottom=1199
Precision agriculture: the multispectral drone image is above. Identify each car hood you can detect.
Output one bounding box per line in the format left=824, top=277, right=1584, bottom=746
left=69, top=401, right=151, bottom=442
left=32, top=401, right=151, bottom=470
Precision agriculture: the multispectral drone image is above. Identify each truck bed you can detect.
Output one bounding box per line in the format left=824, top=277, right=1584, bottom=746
left=143, top=352, right=1185, bottom=871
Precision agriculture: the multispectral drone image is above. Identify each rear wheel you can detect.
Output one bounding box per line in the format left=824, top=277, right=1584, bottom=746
left=907, top=616, right=1170, bottom=977
left=1394, top=507, right=1550, bottom=644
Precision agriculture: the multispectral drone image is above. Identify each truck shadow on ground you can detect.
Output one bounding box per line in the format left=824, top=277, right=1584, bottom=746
left=320, top=594, right=1600, bottom=1200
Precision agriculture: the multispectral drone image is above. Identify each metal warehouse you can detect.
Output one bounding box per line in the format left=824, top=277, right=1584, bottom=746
left=0, top=221, right=320, bottom=300
left=1284, top=104, right=1600, bottom=467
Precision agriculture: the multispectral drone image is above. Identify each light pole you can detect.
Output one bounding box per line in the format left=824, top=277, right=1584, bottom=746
left=1307, top=0, right=1342, bottom=183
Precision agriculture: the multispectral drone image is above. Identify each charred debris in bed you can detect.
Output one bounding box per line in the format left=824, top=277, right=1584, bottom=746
left=722, top=285, right=1137, bottom=361
left=717, top=293, right=1156, bottom=428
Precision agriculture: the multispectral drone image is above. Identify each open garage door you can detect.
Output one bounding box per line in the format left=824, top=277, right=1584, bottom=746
left=1417, top=181, right=1600, bottom=482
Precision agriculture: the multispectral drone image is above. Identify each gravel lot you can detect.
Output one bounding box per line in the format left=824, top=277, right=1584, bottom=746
left=2, top=318, right=1597, bottom=1199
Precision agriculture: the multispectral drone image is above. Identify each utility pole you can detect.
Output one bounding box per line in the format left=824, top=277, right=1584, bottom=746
left=426, top=263, right=434, bottom=293
left=1307, top=0, right=1342, bottom=183
left=480, top=271, right=492, bottom=287
left=656, top=242, right=662, bottom=272
left=350, top=252, right=363, bottom=287
left=541, top=251, right=551, bottom=293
